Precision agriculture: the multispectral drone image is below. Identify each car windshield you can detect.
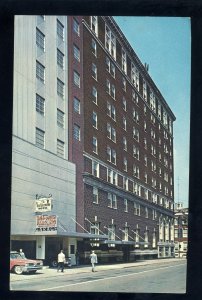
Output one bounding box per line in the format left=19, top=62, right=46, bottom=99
left=10, top=252, right=25, bottom=259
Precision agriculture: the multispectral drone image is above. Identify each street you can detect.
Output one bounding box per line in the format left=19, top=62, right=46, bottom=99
left=10, top=258, right=186, bottom=293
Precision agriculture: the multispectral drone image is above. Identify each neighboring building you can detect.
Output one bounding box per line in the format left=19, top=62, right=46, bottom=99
left=174, top=202, right=188, bottom=258
left=11, top=15, right=176, bottom=264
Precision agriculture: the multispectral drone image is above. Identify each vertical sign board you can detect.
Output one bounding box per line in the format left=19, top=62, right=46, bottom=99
left=35, top=215, right=57, bottom=235
left=35, top=198, right=52, bottom=212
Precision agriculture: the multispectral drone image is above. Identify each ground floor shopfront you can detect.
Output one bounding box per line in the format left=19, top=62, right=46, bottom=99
left=10, top=234, right=175, bottom=266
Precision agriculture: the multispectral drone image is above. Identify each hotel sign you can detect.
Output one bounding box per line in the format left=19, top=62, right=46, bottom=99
left=35, top=215, right=57, bottom=234
left=35, top=198, right=52, bottom=212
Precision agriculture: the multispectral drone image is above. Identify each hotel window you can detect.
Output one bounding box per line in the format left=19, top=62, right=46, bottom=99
left=145, top=207, right=148, bottom=218
left=73, top=44, right=80, bottom=62
left=134, top=182, right=141, bottom=196
left=133, top=127, right=139, bottom=141
left=92, top=63, right=97, bottom=80
left=57, top=19, right=64, bottom=40
left=93, top=187, right=99, bottom=204
left=57, top=109, right=64, bottom=128
left=123, top=157, right=127, bottom=172
left=152, top=177, right=157, bottom=189
left=36, top=61, right=45, bottom=83
left=107, top=102, right=116, bottom=121
left=150, top=91, right=156, bottom=113
left=92, top=111, right=97, bottom=128
left=151, top=144, right=156, bottom=156
left=108, top=193, right=117, bottom=209
left=57, top=139, right=64, bottom=158
left=122, top=77, right=126, bottom=91
left=144, top=138, right=147, bottom=149
left=133, top=145, right=139, bottom=160
left=131, top=63, right=139, bottom=90
left=36, top=94, right=45, bottom=115
left=123, top=97, right=127, bottom=111
left=159, top=167, right=162, bottom=177
left=144, top=121, right=147, bottom=132
left=92, top=39, right=97, bottom=56
left=92, top=86, right=97, bottom=104
left=92, top=161, right=99, bottom=177
left=107, top=169, right=118, bottom=185
left=108, top=224, right=116, bottom=240
left=106, top=79, right=115, bottom=99
left=73, top=71, right=80, bottom=87
left=57, top=78, right=64, bottom=98
left=105, top=25, right=116, bottom=59
left=144, top=105, right=147, bottom=115
left=133, top=108, right=139, bottom=123
left=144, top=155, right=147, bottom=166
left=134, top=227, right=140, bottom=246
left=107, top=123, right=116, bottom=142
left=123, top=117, right=127, bottom=131
left=73, top=124, right=80, bottom=141
left=124, top=199, right=128, bottom=212
left=152, top=209, right=157, bottom=220
left=144, top=172, right=148, bottom=183
left=151, top=128, right=156, bottom=140
left=36, top=28, right=45, bottom=51
left=122, top=48, right=127, bottom=74
left=123, top=177, right=128, bottom=190
left=152, top=230, right=157, bottom=248
left=134, top=202, right=140, bottom=216
left=163, top=110, right=168, bottom=127
left=107, top=146, right=116, bottom=164
left=90, top=222, right=100, bottom=235
left=143, top=79, right=147, bottom=101
left=93, top=136, right=98, bottom=153
left=159, top=153, right=162, bottom=162
left=144, top=188, right=149, bottom=199
left=123, top=227, right=129, bottom=241
left=123, top=137, right=127, bottom=151
left=151, top=160, right=156, bottom=172
left=90, top=16, right=98, bottom=36
left=144, top=228, right=149, bottom=248
left=73, top=97, right=80, bottom=114
left=158, top=103, right=162, bottom=119
left=73, top=18, right=80, bottom=36
left=133, top=165, right=139, bottom=178
left=36, top=128, right=45, bottom=149
left=57, top=49, right=64, bottom=69
left=106, top=57, right=115, bottom=77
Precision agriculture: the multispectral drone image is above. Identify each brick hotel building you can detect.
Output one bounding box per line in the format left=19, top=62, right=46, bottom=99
left=11, top=15, right=176, bottom=264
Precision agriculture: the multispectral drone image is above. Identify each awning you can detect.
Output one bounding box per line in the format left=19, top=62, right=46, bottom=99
left=56, top=229, right=108, bottom=239
left=99, top=240, right=149, bottom=245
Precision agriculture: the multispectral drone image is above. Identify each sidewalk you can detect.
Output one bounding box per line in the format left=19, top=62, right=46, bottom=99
left=10, top=258, right=186, bottom=282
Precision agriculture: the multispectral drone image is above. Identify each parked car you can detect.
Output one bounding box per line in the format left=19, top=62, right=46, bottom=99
left=10, top=251, right=43, bottom=275
left=45, top=256, right=72, bottom=268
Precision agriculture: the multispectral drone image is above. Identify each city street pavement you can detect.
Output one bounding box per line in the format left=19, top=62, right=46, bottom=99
left=10, top=257, right=186, bottom=282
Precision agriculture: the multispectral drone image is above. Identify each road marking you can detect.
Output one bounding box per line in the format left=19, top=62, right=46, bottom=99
left=39, top=263, right=185, bottom=291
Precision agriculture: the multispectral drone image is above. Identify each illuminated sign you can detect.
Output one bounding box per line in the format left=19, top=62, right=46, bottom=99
left=35, top=198, right=52, bottom=212
left=35, top=215, right=57, bottom=234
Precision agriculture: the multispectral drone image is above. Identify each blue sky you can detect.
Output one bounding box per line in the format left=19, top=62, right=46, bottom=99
left=114, top=17, right=191, bottom=207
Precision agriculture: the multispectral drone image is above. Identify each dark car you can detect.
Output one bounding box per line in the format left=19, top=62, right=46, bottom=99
left=10, top=251, right=43, bottom=275
left=45, top=256, right=72, bottom=268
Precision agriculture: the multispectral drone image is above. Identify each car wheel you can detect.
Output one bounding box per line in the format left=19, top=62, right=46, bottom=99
left=51, top=260, right=58, bottom=268
left=14, top=265, right=23, bottom=275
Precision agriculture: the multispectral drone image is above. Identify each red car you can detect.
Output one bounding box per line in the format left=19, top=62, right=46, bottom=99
left=10, top=251, right=43, bottom=275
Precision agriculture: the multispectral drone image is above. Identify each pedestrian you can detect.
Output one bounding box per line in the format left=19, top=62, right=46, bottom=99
left=19, top=249, right=26, bottom=258
left=57, top=250, right=66, bottom=272
left=90, top=250, right=98, bottom=272
left=75, top=249, right=80, bottom=266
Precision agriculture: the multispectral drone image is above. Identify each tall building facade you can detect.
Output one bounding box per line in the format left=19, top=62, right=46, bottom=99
left=174, top=203, right=188, bottom=258
left=11, top=15, right=176, bottom=264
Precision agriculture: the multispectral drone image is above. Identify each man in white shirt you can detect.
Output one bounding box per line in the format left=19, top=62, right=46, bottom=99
left=57, top=250, right=66, bottom=272
left=90, top=250, right=98, bottom=272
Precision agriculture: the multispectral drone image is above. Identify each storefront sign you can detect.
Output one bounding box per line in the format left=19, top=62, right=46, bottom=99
left=35, top=198, right=52, bottom=212
left=35, top=215, right=57, bottom=234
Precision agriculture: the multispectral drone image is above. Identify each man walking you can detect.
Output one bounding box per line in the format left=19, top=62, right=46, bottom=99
left=90, top=250, right=98, bottom=272
left=57, top=250, right=66, bottom=272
